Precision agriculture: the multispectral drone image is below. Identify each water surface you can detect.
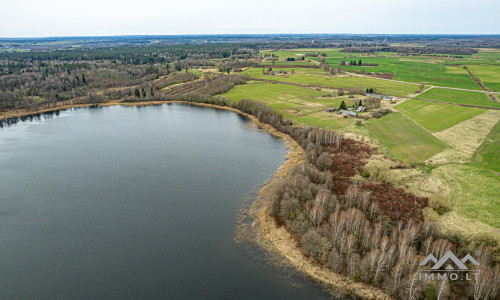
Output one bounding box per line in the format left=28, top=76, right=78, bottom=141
left=0, top=104, right=330, bottom=299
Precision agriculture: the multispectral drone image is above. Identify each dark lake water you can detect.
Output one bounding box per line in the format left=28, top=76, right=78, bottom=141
left=0, top=104, right=330, bottom=299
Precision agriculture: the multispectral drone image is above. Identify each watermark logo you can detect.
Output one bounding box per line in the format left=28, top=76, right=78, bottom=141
left=419, top=250, right=479, bottom=281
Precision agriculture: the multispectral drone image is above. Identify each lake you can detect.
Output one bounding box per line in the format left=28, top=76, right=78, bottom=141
left=0, top=104, right=330, bottom=299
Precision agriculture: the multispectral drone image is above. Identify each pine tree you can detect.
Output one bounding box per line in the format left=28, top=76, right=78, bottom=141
left=82, top=73, right=86, bottom=84
left=150, top=87, right=154, bottom=97
left=358, top=59, right=362, bottom=66
left=135, top=89, right=140, bottom=98
left=142, top=87, right=146, bottom=97
left=339, top=100, right=347, bottom=110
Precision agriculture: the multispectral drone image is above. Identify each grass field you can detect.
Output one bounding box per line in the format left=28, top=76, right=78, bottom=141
left=474, top=120, right=500, bottom=173
left=365, top=112, right=447, bottom=161
left=265, top=49, right=482, bottom=90
left=466, top=65, right=500, bottom=92
left=244, top=67, right=327, bottom=76
left=259, top=60, right=316, bottom=66
left=435, top=163, right=500, bottom=228
left=395, top=100, right=485, bottom=131
left=417, top=88, right=500, bottom=108
left=243, top=68, right=418, bottom=97
left=221, top=81, right=351, bottom=129
left=326, top=57, right=481, bottom=90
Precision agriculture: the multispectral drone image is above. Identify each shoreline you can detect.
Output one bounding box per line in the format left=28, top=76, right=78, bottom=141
left=0, top=100, right=392, bottom=299
left=249, top=131, right=393, bottom=300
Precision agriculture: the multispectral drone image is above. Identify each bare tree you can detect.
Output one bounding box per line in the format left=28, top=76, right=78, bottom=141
left=436, top=278, right=450, bottom=300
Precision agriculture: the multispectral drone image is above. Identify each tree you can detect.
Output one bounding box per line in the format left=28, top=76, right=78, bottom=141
left=339, top=100, right=347, bottom=110
left=135, top=88, right=140, bottom=98
left=316, top=152, right=332, bottom=171
left=358, top=59, right=362, bottom=66
left=82, top=73, right=86, bottom=84
left=150, top=86, right=154, bottom=97
left=309, top=204, right=326, bottom=227
left=142, top=87, right=146, bottom=97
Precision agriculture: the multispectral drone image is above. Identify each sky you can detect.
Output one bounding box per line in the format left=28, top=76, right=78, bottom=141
left=1, top=0, right=499, bottom=37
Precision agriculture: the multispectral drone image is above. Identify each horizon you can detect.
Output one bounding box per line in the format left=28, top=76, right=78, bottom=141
left=2, top=33, right=500, bottom=40
left=1, top=0, right=499, bottom=38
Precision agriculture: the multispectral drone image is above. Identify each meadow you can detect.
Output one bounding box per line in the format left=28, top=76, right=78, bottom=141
left=365, top=112, right=448, bottom=161
left=243, top=68, right=419, bottom=97
left=395, top=99, right=485, bottom=131
left=221, top=81, right=351, bottom=129
left=474, top=120, right=500, bottom=173
left=263, top=48, right=483, bottom=89
left=417, top=88, right=500, bottom=108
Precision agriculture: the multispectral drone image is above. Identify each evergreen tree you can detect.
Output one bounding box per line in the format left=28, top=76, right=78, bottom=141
left=150, top=87, right=154, bottom=96
left=82, top=73, right=86, bottom=84
left=135, top=88, right=140, bottom=98
left=359, top=100, right=363, bottom=106
left=339, top=100, right=347, bottom=110
left=141, top=87, right=146, bottom=97
left=358, top=59, right=362, bottom=66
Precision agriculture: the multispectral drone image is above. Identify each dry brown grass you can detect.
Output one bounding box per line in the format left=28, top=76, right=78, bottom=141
left=430, top=110, right=500, bottom=164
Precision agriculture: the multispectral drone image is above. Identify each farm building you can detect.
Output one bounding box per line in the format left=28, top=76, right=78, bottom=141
left=338, top=109, right=358, bottom=117
left=326, top=108, right=339, bottom=112
left=357, top=106, right=366, bottom=112
left=366, top=93, right=394, bottom=101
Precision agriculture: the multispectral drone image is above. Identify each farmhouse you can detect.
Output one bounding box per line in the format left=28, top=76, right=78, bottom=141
left=366, top=93, right=394, bottom=101
left=338, top=109, right=358, bottom=117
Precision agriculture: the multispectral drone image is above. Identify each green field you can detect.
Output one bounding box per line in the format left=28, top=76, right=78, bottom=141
left=221, top=81, right=351, bottom=129
left=435, top=163, right=500, bottom=228
left=265, top=48, right=482, bottom=90
left=243, top=68, right=418, bottom=97
left=365, top=112, right=447, bottom=161
left=327, top=57, right=481, bottom=90
left=259, top=60, right=316, bottom=65
left=245, top=67, right=327, bottom=76
left=474, top=120, right=500, bottom=173
left=418, top=88, right=500, bottom=108
left=466, top=65, right=500, bottom=92
left=396, top=100, right=485, bottom=131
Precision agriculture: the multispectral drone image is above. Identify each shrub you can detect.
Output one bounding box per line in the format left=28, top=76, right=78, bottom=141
left=422, top=207, right=440, bottom=222
left=362, top=169, right=370, bottom=178
left=406, top=156, right=419, bottom=168
left=356, top=120, right=363, bottom=126
left=364, top=160, right=389, bottom=181
left=428, top=193, right=451, bottom=215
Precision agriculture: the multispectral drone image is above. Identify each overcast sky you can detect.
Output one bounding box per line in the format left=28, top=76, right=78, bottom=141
left=1, top=0, right=499, bottom=37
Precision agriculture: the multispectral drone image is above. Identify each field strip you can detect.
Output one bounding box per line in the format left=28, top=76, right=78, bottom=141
left=344, top=71, right=500, bottom=94
left=429, top=110, right=500, bottom=163
left=412, top=97, right=500, bottom=110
